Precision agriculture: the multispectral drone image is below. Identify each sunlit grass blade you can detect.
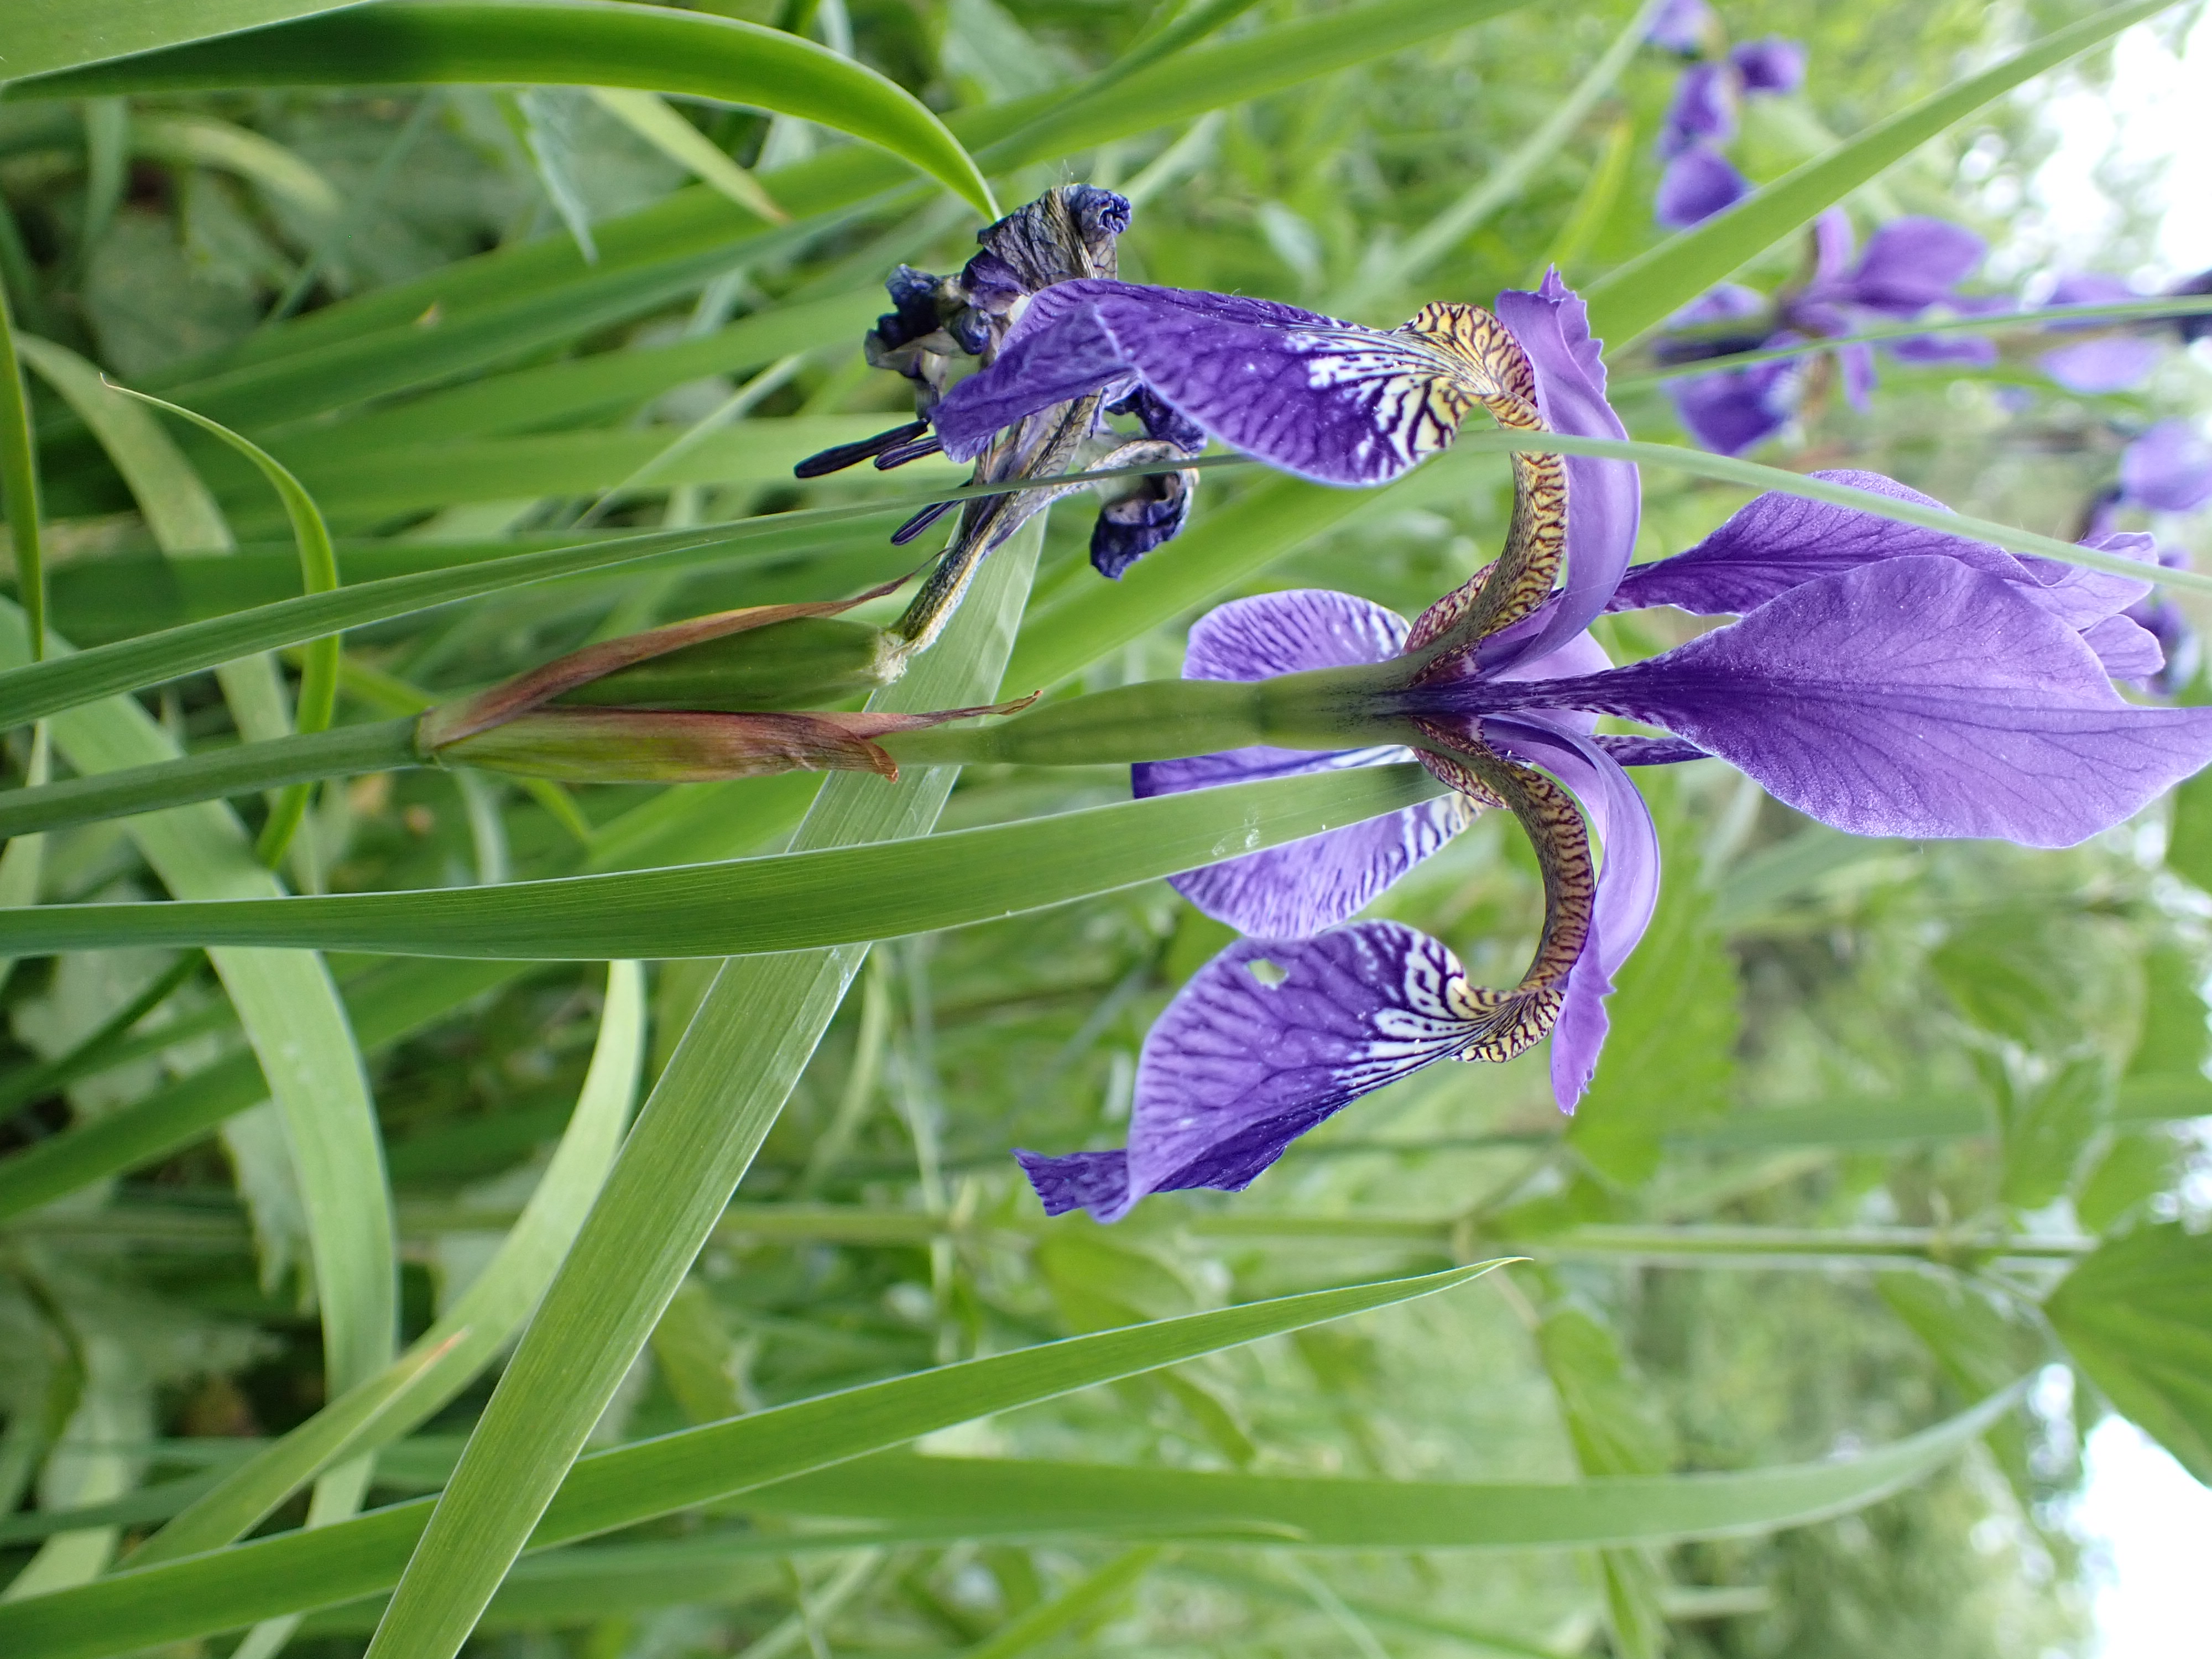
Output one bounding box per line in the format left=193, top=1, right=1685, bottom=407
left=130, top=962, right=645, bottom=1566
left=0, top=1259, right=1501, bottom=1657
left=1580, top=0, right=2181, bottom=346
left=0, top=763, right=1441, bottom=958
left=127, top=113, right=340, bottom=220
left=0, top=2, right=363, bottom=81
left=587, top=88, right=786, bottom=224
left=11, top=1, right=997, bottom=220
left=358, top=518, right=1048, bottom=1659
left=101, top=383, right=341, bottom=863
left=102, top=384, right=341, bottom=864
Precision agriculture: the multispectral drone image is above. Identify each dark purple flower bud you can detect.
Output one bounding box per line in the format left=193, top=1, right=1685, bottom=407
left=2120, top=420, right=2212, bottom=513
left=1645, top=0, right=1711, bottom=53
left=1729, top=36, right=1806, bottom=93
left=1090, top=471, right=1196, bottom=577
left=1655, top=145, right=1749, bottom=228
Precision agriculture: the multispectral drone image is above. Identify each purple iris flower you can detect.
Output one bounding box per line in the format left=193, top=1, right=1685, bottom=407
left=2039, top=274, right=2164, bottom=394
left=792, top=185, right=1212, bottom=577
left=1651, top=34, right=1803, bottom=229
left=931, top=271, right=1606, bottom=497
left=1018, top=467, right=2212, bottom=1221
left=1661, top=212, right=1996, bottom=454
left=1646, top=0, right=1711, bottom=54
left=2118, top=421, right=2212, bottom=514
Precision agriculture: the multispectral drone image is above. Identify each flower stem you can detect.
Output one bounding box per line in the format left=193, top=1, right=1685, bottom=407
left=878, top=669, right=1392, bottom=768
left=0, top=717, right=421, bottom=842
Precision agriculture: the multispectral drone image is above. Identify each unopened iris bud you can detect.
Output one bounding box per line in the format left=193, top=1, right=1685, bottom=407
left=431, top=703, right=1022, bottom=784
left=414, top=583, right=1031, bottom=785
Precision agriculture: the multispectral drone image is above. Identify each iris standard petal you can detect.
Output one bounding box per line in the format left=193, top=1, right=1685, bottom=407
left=1136, top=591, right=1467, bottom=936
left=1656, top=146, right=1749, bottom=229
left=931, top=280, right=1486, bottom=487
left=1840, top=217, right=1986, bottom=315
left=1015, top=925, right=1483, bottom=1220
left=1571, top=557, right=2212, bottom=846
left=1485, top=717, right=1661, bottom=1110
left=2119, top=420, right=2212, bottom=514
left=1490, top=272, right=1642, bottom=665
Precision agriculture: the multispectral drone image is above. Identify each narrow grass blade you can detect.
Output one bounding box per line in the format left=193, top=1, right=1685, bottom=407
left=1580, top=0, right=2181, bottom=346
left=587, top=88, right=786, bottom=223
left=963, top=1548, right=1162, bottom=1659
left=128, top=114, right=340, bottom=219
left=1339, top=0, right=1663, bottom=310
left=739, top=1391, right=2019, bottom=1542
left=102, top=384, right=342, bottom=864
left=0, top=1260, right=1499, bottom=1657
left=357, top=515, right=1049, bottom=1659
left=0, top=764, right=1442, bottom=958
left=0, top=273, right=42, bottom=662
left=0, top=723, right=49, bottom=997
left=131, top=961, right=645, bottom=1565
left=12, top=2, right=997, bottom=220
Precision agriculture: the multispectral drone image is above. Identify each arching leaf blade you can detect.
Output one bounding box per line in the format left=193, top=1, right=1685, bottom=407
left=8, top=1, right=996, bottom=220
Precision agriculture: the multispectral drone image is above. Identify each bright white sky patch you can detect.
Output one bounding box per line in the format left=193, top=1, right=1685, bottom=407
left=2023, top=9, right=2212, bottom=282
left=2073, top=1417, right=2212, bottom=1656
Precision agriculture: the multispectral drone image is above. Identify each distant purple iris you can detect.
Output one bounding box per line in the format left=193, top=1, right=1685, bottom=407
left=1018, top=454, right=2212, bottom=1219
left=1646, top=0, right=1711, bottom=54
left=2119, top=420, right=2212, bottom=515
left=2036, top=267, right=2212, bottom=393
left=1659, top=211, right=1997, bottom=454
left=1652, top=35, right=1804, bottom=229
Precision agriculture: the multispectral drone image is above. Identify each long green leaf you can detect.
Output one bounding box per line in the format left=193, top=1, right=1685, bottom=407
left=0, top=2, right=363, bottom=83
left=1580, top=0, right=2182, bottom=346
left=0, top=1260, right=1500, bottom=1659
left=131, top=961, right=644, bottom=1566
left=8, top=1, right=996, bottom=220
left=0, top=764, right=1440, bottom=958
left=737, top=1392, right=2016, bottom=1542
